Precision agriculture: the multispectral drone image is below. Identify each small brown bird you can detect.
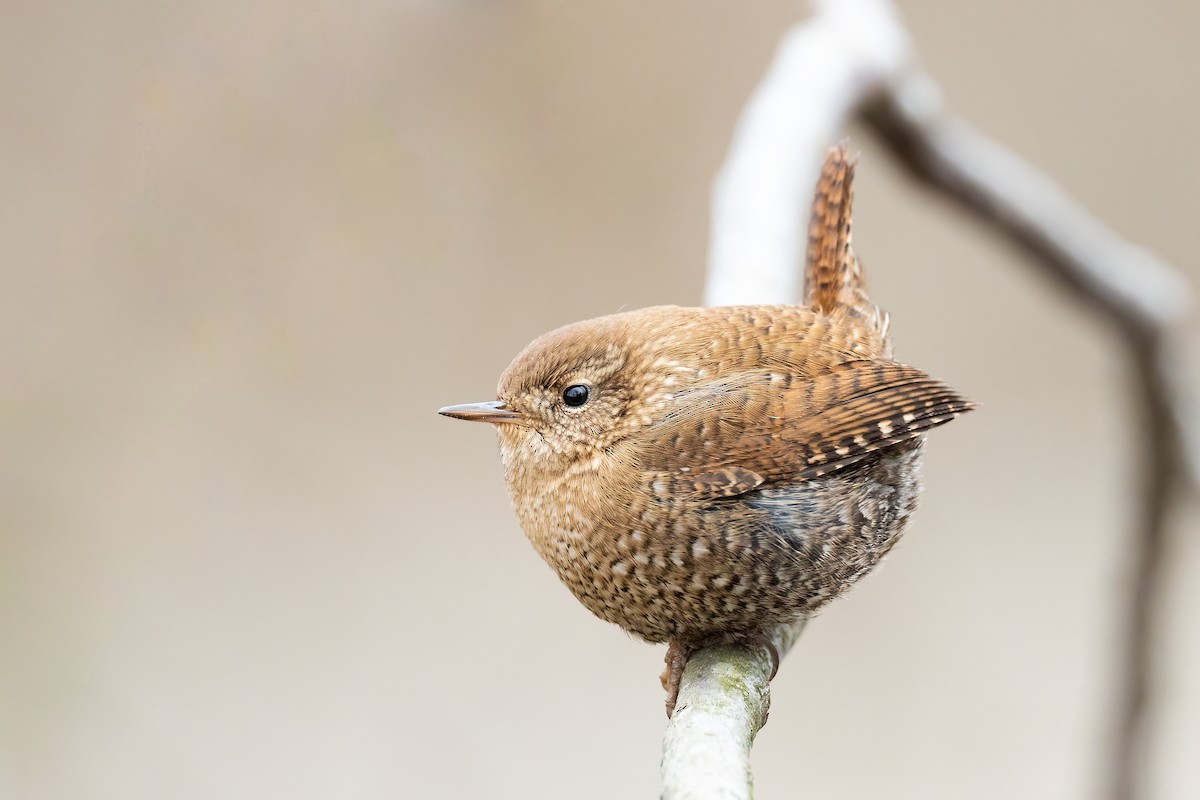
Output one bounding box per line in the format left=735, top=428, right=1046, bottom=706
left=440, top=146, right=974, bottom=716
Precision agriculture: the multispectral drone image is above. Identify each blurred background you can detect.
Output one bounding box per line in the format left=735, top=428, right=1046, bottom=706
left=2, top=1, right=1197, bottom=798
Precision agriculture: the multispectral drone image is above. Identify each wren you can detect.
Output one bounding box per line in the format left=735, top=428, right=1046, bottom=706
left=440, top=146, right=974, bottom=716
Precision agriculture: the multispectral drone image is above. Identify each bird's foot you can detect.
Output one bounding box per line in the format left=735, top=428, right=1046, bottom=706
left=659, top=634, right=781, bottom=720
left=660, top=640, right=694, bottom=719
left=754, top=633, right=781, bottom=681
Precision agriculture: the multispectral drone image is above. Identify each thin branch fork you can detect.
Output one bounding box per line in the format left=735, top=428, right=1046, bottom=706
left=661, top=1, right=1197, bottom=798
left=860, top=76, right=1198, bottom=489
left=860, top=73, right=1196, bottom=800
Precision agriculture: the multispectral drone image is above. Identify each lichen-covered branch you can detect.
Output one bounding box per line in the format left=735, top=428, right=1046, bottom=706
left=661, top=623, right=806, bottom=800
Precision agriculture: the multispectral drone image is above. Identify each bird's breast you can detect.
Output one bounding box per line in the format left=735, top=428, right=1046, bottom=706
left=504, top=441, right=925, bottom=644
left=506, top=453, right=641, bottom=565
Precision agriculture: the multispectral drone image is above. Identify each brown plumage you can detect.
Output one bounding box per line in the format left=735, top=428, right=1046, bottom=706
left=440, top=145, right=974, bottom=716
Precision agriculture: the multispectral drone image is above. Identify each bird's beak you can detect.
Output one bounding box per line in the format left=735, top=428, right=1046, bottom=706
left=438, top=400, right=523, bottom=425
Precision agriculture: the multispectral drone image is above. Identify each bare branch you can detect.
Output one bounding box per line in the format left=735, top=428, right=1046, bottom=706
left=661, top=623, right=806, bottom=800
left=860, top=75, right=1199, bottom=488
left=864, top=75, right=1192, bottom=333
left=860, top=77, right=1197, bottom=800
left=705, top=0, right=909, bottom=306
left=666, top=0, right=1197, bottom=797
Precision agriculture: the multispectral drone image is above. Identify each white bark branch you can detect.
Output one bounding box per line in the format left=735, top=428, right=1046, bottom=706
left=662, top=0, right=1198, bottom=798
left=660, top=623, right=806, bottom=800
left=705, top=0, right=909, bottom=307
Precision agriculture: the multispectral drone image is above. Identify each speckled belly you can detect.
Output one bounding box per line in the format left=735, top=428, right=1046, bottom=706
left=523, top=441, right=924, bottom=644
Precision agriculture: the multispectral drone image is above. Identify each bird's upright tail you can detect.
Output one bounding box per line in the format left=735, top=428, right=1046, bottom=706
left=803, top=144, right=877, bottom=322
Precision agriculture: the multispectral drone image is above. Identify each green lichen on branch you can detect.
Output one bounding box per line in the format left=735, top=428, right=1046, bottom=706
left=660, top=620, right=806, bottom=800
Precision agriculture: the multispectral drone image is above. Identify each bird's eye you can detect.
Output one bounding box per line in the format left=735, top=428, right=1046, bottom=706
left=562, top=384, right=590, bottom=407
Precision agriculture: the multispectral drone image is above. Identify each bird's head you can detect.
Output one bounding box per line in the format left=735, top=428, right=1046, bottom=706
left=439, top=307, right=700, bottom=473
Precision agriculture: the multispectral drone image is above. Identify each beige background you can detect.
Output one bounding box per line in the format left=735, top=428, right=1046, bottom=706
left=2, top=1, right=1198, bottom=798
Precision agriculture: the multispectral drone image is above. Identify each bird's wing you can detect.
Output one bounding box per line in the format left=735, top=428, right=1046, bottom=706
left=636, top=360, right=974, bottom=499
